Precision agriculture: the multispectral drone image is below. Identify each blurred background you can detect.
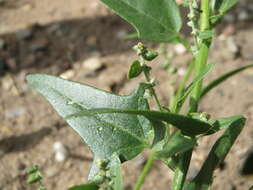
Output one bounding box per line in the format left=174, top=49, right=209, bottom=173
left=0, top=0, right=253, bottom=189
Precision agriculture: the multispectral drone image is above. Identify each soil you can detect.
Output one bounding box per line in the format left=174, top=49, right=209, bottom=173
left=1, top=0, right=253, bottom=190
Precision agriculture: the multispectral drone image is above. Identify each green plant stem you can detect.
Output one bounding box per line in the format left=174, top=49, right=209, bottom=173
left=170, top=60, right=195, bottom=113
left=142, top=61, right=163, bottom=111
left=133, top=153, right=155, bottom=190
left=171, top=0, right=211, bottom=189
left=191, top=0, right=211, bottom=111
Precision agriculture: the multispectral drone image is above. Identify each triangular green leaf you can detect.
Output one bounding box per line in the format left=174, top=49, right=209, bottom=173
left=183, top=116, right=245, bottom=190
left=66, top=108, right=213, bottom=136
left=100, top=0, right=182, bottom=42
left=26, top=74, right=152, bottom=180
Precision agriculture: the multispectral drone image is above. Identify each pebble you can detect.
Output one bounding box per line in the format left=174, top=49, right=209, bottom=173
left=45, top=166, right=60, bottom=178
left=226, top=36, right=239, bottom=55
left=82, top=56, right=103, bottom=71
left=174, top=44, right=186, bottom=55
left=16, top=28, right=33, bottom=40
left=238, top=9, right=251, bottom=21
left=1, top=75, right=14, bottom=90
left=116, top=30, right=127, bottom=39
left=53, top=142, right=69, bottom=162
left=60, top=69, right=75, bottom=79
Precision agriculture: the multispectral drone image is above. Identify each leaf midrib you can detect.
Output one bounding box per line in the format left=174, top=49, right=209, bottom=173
left=48, top=86, right=147, bottom=146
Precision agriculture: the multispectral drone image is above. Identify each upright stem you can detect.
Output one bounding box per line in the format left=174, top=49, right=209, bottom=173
left=191, top=0, right=211, bottom=111
left=171, top=0, right=211, bottom=189
left=133, top=154, right=155, bottom=190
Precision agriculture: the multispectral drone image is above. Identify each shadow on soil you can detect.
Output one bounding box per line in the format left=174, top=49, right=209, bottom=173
left=0, top=14, right=137, bottom=76
left=0, top=127, right=52, bottom=156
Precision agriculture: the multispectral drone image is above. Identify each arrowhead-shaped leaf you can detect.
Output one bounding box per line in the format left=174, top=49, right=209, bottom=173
left=100, top=0, right=182, bottom=42
left=26, top=74, right=152, bottom=179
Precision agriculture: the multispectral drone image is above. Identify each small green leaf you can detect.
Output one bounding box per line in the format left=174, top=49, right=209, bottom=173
left=143, top=50, right=158, bottom=61
left=155, top=131, right=197, bottom=158
left=26, top=74, right=152, bottom=180
left=128, top=60, right=143, bottom=79
left=26, top=172, right=43, bottom=184
left=100, top=0, right=182, bottom=42
left=66, top=108, right=213, bottom=136
left=68, top=184, right=99, bottom=190
left=26, top=165, right=39, bottom=174
left=183, top=116, right=245, bottom=190
left=200, top=64, right=253, bottom=99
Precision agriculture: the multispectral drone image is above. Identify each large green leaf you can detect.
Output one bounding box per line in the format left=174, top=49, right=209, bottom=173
left=200, top=64, right=253, bottom=99
left=26, top=74, right=152, bottom=180
left=183, top=116, right=245, bottom=190
left=155, top=131, right=197, bottom=158
left=66, top=108, right=213, bottom=136
left=100, top=0, right=182, bottom=42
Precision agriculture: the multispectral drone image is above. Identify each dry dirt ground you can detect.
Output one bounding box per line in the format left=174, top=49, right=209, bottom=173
left=0, top=0, right=253, bottom=189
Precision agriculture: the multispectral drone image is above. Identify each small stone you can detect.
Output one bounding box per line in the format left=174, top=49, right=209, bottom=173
left=30, top=39, right=49, bottom=52
left=53, top=142, right=69, bottom=162
left=116, top=30, right=127, bottom=39
left=82, top=56, right=103, bottom=71
left=45, top=167, right=60, bottom=178
left=60, top=69, right=75, bottom=79
left=1, top=75, right=14, bottom=90
left=178, top=68, right=186, bottom=76
left=174, top=44, right=186, bottom=55
left=16, top=28, right=33, bottom=40
left=238, top=9, right=250, bottom=21
left=20, top=3, right=33, bottom=11
left=226, top=36, right=239, bottom=54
